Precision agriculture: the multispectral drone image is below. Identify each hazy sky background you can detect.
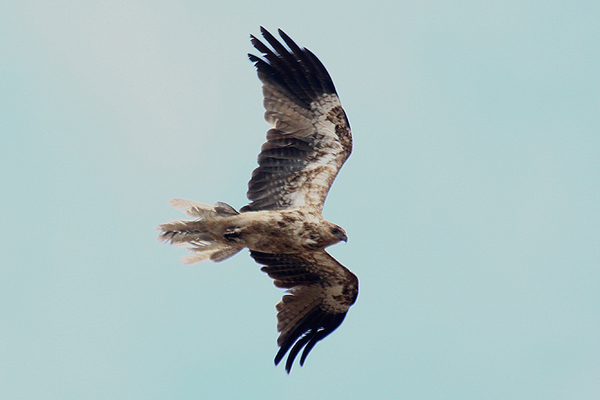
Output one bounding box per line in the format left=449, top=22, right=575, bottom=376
left=2, top=1, right=599, bottom=399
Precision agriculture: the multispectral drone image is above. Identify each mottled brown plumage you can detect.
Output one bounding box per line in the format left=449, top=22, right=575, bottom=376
left=251, top=250, right=358, bottom=373
left=157, top=27, right=358, bottom=373
left=158, top=200, right=346, bottom=263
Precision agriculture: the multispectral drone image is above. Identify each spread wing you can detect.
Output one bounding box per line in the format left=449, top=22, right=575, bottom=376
left=250, top=250, right=359, bottom=373
left=241, top=27, right=352, bottom=213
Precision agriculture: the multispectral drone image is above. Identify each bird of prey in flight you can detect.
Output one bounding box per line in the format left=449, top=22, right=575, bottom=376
left=158, top=27, right=358, bottom=373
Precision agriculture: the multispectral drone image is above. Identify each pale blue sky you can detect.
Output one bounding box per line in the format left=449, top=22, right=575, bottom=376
left=1, top=1, right=599, bottom=399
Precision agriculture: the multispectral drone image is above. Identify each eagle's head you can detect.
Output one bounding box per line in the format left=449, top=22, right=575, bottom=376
left=326, top=223, right=348, bottom=245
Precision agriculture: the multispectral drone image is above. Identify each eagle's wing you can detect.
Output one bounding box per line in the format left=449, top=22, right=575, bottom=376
left=250, top=250, right=359, bottom=373
left=241, top=27, right=352, bottom=213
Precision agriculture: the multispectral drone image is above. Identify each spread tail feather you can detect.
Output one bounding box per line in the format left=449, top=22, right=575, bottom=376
left=168, top=198, right=239, bottom=218
left=157, top=200, right=243, bottom=263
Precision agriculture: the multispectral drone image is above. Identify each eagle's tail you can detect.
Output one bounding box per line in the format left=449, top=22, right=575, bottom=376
left=157, top=199, right=243, bottom=264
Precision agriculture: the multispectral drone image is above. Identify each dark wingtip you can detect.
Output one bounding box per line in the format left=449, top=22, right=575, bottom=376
left=274, top=348, right=294, bottom=374
left=273, top=312, right=349, bottom=373
left=274, top=346, right=286, bottom=366
left=247, top=25, right=337, bottom=108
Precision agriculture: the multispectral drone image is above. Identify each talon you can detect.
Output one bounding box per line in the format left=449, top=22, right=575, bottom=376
left=224, top=227, right=242, bottom=242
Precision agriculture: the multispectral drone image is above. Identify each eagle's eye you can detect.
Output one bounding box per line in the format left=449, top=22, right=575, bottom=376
left=331, top=228, right=340, bottom=234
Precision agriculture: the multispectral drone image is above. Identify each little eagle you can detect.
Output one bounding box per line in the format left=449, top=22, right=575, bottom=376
left=158, top=27, right=358, bottom=373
